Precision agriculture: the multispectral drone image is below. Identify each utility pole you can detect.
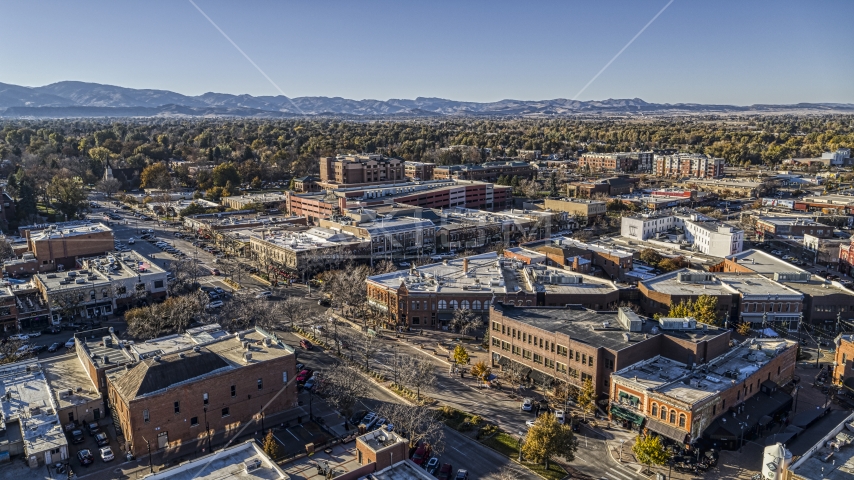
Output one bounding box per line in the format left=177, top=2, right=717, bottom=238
left=142, top=436, right=153, bottom=473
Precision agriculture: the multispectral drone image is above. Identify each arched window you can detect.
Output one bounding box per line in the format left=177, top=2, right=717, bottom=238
left=670, top=411, right=676, bottom=424
left=651, top=404, right=658, bottom=417
left=484, top=300, right=490, bottom=310
left=526, top=300, right=532, bottom=305
left=438, top=300, right=447, bottom=309
left=679, top=414, right=686, bottom=428
left=472, top=300, right=481, bottom=310
left=101, top=289, right=108, bottom=298
left=450, top=300, right=458, bottom=309
left=461, top=300, right=470, bottom=310
left=660, top=408, right=667, bottom=420
left=89, top=290, right=96, bottom=300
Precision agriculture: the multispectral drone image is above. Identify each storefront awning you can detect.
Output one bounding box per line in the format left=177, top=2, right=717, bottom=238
left=646, top=419, right=688, bottom=444
left=610, top=404, right=645, bottom=425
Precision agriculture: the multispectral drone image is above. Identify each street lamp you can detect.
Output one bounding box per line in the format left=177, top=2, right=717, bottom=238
left=517, top=431, right=524, bottom=462
left=142, top=436, right=153, bottom=473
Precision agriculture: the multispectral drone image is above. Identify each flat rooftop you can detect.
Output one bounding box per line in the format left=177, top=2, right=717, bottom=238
left=140, top=439, right=287, bottom=480
left=27, top=222, right=112, bottom=241
left=0, top=360, right=68, bottom=456
left=615, top=338, right=796, bottom=405
left=641, top=269, right=737, bottom=297
left=789, top=413, right=854, bottom=480
left=41, top=355, right=100, bottom=410
left=724, top=249, right=807, bottom=276
left=130, top=324, right=233, bottom=359
left=756, top=216, right=824, bottom=227
left=38, top=251, right=165, bottom=291
left=495, top=304, right=725, bottom=352
left=76, top=328, right=135, bottom=368
left=369, top=461, right=438, bottom=480
left=253, top=227, right=362, bottom=252
left=717, top=273, right=803, bottom=298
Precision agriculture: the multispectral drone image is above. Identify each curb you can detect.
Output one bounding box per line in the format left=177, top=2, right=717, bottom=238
left=457, top=427, right=567, bottom=480
left=251, top=274, right=272, bottom=286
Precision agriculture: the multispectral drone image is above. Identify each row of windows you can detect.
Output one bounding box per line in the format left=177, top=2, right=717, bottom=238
left=143, top=383, right=251, bottom=423
left=496, top=324, right=595, bottom=366
left=437, top=300, right=490, bottom=311
left=650, top=404, right=687, bottom=428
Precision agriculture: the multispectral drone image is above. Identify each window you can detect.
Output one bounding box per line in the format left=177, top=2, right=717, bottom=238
left=604, top=359, right=614, bottom=370
left=679, top=414, right=686, bottom=427
left=492, top=338, right=501, bottom=347
left=90, top=290, right=96, bottom=300
left=174, top=401, right=180, bottom=414
left=670, top=411, right=676, bottom=424
left=190, top=417, right=199, bottom=427
left=522, top=349, right=531, bottom=360
left=143, top=410, right=150, bottom=423
left=222, top=407, right=230, bottom=417
left=556, top=362, right=567, bottom=374
left=651, top=405, right=658, bottom=417
left=154, top=280, right=164, bottom=289
left=533, top=354, right=543, bottom=364
left=575, top=351, right=580, bottom=361
left=492, top=322, right=500, bottom=331
left=588, top=356, right=594, bottom=367
left=557, top=345, right=568, bottom=356
left=461, top=300, right=470, bottom=309
left=203, top=393, right=208, bottom=405
left=449, top=300, right=458, bottom=309
left=438, top=300, right=447, bottom=309
left=522, top=333, right=527, bottom=342
left=501, top=341, right=510, bottom=351
left=231, top=385, right=236, bottom=397
left=257, top=378, right=263, bottom=390
left=472, top=300, right=481, bottom=310
left=660, top=408, right=666, bottom=420
left=581, top=354, right=587, bottom=365
left=512, top=346, right=521, bottom=355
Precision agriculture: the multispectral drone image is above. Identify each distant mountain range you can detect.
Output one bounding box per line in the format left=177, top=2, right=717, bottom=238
left=1, top=81, right=852, bottom=118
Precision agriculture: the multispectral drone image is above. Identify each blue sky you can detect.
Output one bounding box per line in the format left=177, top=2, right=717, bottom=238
left=1, top=0, right=851, bottom=104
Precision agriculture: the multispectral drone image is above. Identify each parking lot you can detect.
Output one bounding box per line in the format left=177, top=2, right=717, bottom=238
left=271, top=420, right=332, bottom=460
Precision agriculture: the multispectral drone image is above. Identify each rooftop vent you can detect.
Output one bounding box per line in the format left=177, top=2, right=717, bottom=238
left=193, top=346, right=201, bottom=353
left=243, top=351, right=252, bottom=363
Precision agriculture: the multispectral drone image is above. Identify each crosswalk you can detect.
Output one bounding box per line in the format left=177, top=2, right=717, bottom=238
left=602, top=466, right=638, bottom=480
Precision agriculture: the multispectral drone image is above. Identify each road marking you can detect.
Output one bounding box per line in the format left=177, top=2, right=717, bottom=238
left=285, top=427, right=301, bottom=442
left=452, top=447, right=466, bottom=455
left=607, top=468, right=635, bottom=480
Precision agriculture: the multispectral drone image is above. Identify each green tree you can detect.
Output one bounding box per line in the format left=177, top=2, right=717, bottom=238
left=666, top=300, right=693, bottom=319
left=658, top=256, right=689, bottom=272
left=140, top=163, right=172, bottom=190
left=639, top=248, right=662, bottom=266
left=262, top=430, right=281, bottom=459
left=47, top=175, right=87, bottom=219
left=577, top=378, right=596, bottom=420
left=15, top=178, right=37, bottom=223
left=632, top=434, right=671, bottom=474
left=691, top=294, right=720, bottom=325
left=453, top=344, right=469, bottom=366
left=522, top=412, right=577, bottom=467
left=5, top=173, right=18, bottom=199
left=212, top=162, right=241, bottom=187
left=287, top=178, right=296, bottom=190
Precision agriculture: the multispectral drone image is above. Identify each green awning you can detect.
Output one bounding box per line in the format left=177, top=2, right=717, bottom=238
left=610, top=404, right=645, bottom=425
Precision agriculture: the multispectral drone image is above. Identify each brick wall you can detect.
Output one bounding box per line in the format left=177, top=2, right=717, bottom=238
left=835, top=338, right=854, bottom=385
left=112, top=354, right=297, bottom=457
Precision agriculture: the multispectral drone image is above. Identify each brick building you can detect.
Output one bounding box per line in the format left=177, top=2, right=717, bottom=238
left=5, top=222, right=115, bottom=275
left=319, top=154, right=405, bottom=187
left=611, top=338, right=796, bottom=448
left=366, top=252, right=622, bottom=328
left=0, top=286, right=18, bottom=334
left=106, top=326, right=297, bottom=457
left=543, top=198, right=606, bottom=225
left=755, top=217, right=834, bottom=239
left=834, top=334, right=854, bottom=389
left=565, top=177, right=639, bottom=198
left=433, top=161, right=534, bottom=182
left=404, top=161, right=435, bottom=181
left=489, top=303, right=730, bottom=400
left=578, top=152, right=653, bottom=173
left=519, top=237, right=634, bottom=281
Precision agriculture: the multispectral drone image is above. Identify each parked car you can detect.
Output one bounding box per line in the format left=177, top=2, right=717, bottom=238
left=95, top=432, right=109, bottom=447
left=296, top=369, right=313, bottom=383
left=71, top=429, right=85, bottom=444
left=210, top=268, right=220, bottom=276
left=206, top=301, right=224, bottom=310
left=100, top=446, right=115, bottom=462
left=303, top=376, right=317, bottom=391
left=521, top=398, right=533, bottom=411
left=9, top=334, right=29, bottom=341
left=300, top=339, right=313, bottom=350
left=128, top=238, right=135, bottom=244
left=48, top=342, right=60, bottom=352
left=411, top=443, right=431, bottom=466
left=437, top=463, right=453, bottom=480
left=455, top=470, right=469, bottom=480
left=349, top=410, right=367, bottom=426
left=360, top=412, right=377, bottom=428
left=426, top=457, right=440, bottom=475
left=255, top=291, right=272, bottom=299
left=555, top=410, right=566, bottom=425
left=64, top=338, right=76, bottom=349
left=87, top=422, right=100, bottom=435
left=77, top=449, right=94, bottom=466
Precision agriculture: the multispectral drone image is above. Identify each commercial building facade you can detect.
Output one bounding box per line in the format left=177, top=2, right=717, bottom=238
left=5, top=222, right=115, bottom=276
left=319, top=154, right=405, bottom=187
left=433, top=161, right=534, bottom=182
left=654, top=153, right=725, bottom=179
left=543, top=198, right=606, bottom=225
left=578, top=152, right=653, bottom=173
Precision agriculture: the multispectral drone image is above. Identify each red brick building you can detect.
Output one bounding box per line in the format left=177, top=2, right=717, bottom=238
left=106, top=327, right=297, bottom=457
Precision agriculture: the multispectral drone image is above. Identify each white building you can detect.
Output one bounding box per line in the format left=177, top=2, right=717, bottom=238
left=621, top=212, right=743, bottom=257
left=821, top=148, right=851, bottom=166
left=0, top=360, right=69, bottom=467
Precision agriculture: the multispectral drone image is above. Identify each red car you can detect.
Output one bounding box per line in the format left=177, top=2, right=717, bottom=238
left=300, top=339, right=313, bottom=350
left=411, top=443, right=431, bottom=466
left=296, top=369, right=313, bottom=383
left=437, top=463, right=453, bottom=480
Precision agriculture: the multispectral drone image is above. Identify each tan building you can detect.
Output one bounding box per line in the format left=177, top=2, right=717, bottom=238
left=5, top=222, right=115, bottom=275
left=404, top=161, right=435, bottom=181
left=654, top=153, right=725, bottom=178
left=578, top=152, right=653, bottom=173
left=543, top=198, right=606, bottom=225
left=320, top=154, right=405, bottom=187
left=250, top=227, right=365, bottom=282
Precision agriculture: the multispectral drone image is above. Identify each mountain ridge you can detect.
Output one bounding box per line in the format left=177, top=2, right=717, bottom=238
left=0, top=81, right=852, bottom=118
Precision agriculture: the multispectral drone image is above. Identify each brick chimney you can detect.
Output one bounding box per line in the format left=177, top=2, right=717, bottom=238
left=572, top=256, right=580, bottom=272
left=338, top=197, right=347, bottom=212
left=463, top=257, right=469, bottom=273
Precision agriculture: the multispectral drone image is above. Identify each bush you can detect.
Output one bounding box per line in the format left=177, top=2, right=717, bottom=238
left=458, top=420, right=474, bottom=431
left=470, top=415, right=483, bottom=426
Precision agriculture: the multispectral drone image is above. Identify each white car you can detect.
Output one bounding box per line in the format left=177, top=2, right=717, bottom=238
left=65, top=338, right=76, bottom=348
left=206, top=301, right=224, bottom=310
left=525, top=419, right=536, bottom=428
left=9, top=334, right=29, bottom=341
left=100, top=446, right=114, bottom=462
left=28, top=331, right=42, bottom=337
left=521, top=398, right=533, bottom=411
left=255, top=291, right=272, bottom=299
left=555, top=410, right=566, bottom=425
left=128, top=238, right=135, bottom=244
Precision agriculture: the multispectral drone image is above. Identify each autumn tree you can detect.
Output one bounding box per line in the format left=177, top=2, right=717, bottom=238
left=657, top=256, right=690, bottom=272
left=453, top=344, right=470, bottom=366
left=577, top=378, right=596, bottom=420
left=632, top=434, right=671, bottom=474
left=140, top=162, right=172, bottom=190
left=664, top=294, right=719, bottom=325
left=47, top=175, right=87, bottom=219
left=470, top=360, right=491, bottom=381
left=522, top=412, right=577, bottom=467
left=639, top=248, right=662, bottom=266
left=262, top=430, right=281, bottom=459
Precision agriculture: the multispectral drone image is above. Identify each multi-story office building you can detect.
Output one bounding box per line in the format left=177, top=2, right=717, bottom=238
left=433, top=161, right=534, bottom=182
left=319, top=154, right=405, bottom=187
left=488, top=303, right=730, bottom=401
left=654, top=153, right=725, bottom=178
left=578, top=152, right=653, bottom=173
left=404, top=161, right=435, bottom=181
left=249, top=227, right=365, bottom=280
